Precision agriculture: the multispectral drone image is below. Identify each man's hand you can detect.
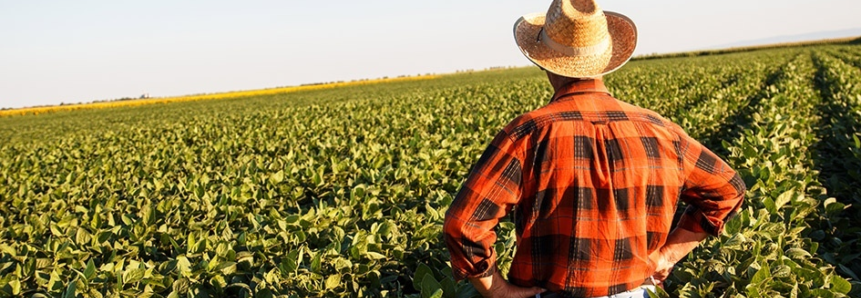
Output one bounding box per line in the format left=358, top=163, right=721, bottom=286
left=649, top=227, right=709, bottom=283
left=469, top=269, right=546, bottom=298
left=648, top=250, right=675, bottom=282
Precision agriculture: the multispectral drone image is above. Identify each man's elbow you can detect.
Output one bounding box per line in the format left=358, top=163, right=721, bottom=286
left=727, top=173, right=747, bottom=209
left=443, top=212, right=464, bottom=246
left=729, top=173, right=746, bottom=197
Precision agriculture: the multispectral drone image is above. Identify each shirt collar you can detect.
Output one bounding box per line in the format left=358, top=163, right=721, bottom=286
left=550, top=79, right=611, bottom=103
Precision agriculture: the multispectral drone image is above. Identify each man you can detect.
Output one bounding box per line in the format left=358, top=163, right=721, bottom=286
left=443, top=1, right=746, bottom=297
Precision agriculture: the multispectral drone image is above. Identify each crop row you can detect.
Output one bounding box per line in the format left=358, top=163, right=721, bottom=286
left=0, top=72, right=554, bottom=297
left=811, top=49, right=861, bottom=285
left=670, top=52, right=790, bottom=150
left=665, top=52, right=853, bottom=298
left=1, top=44, right=861, bottom=298
left=609, top=52, right=780, bottom=119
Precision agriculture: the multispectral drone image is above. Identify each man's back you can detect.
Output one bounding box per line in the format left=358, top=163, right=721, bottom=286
left=444, top=79, right=745, bottom=296
left=445, top=1, right=745, bottom=297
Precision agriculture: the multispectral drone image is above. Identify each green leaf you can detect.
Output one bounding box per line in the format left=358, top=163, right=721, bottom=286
left=331, top=258, right=351, bottom=273
left=62, top=279, right=77, bottom=298
left=743, top=146, right=758, bottom=159
left=217, top=261, right=237, bottom=275
left=440, top=277, right=457, bottom=298
left=831, top=275, right=851, bottom=294
left=8, top=278, right=20, bottom=296
left=795, top=267, right=822, bottom=281
left=773, top=265, right=792, bottom=278
left=325, top=274, right=341, bottom=290
left=123, top=268, right=145, bottom=284
left=84, top=259, right=96, bottom=280
left=762, top=197, right=776, bottom=214
left=282, top=250, right=299, bottom=274
left=257, top=288, right=275, bottom=298
left=427, top=289, right=444, bottom=298
left=142, top=202, right=155, bottom=226
left=421, top=274, right=442, bottom=298
left=455, top=284, right=480, bottom=298
left=271, top=170, right=284, bottom=184
left=413, top=262, right=434, bottom=291
left=227, top=282, right=252, bottom=296
left=75, top=227, right=92, bottom=245
left=808, top=289, right=836, bottom=298
left=825, top=200, right=846, bottom=216
left=48, top=270, right=64, bottom=292
left=751, top=263, right=771, bottom=285
left=365, top=251, right=386, bottom=260
left=838, top=264, right=860, bottom=281
left=724, top=215, right=743, bottom=235
left=786, top=248, right=811, bottom=259
left=172, top=278, right=190, bottom=294
left=236, top=251, right=254, bottom=267
left=723, top=233, right=745, bottom=249
left=379, top=221, right=396, bottom=237
left=176, top=255, right=192, bottom=277
left=774, top=190, right=793, bottom=211
left=211, top=275, right=227, bottom=291
left=168, top=235, right=181, bottom=253
left=311, top=253, right=322, bottom=273
left=646, top=285, right=671, bottom=298
left=192, top=235, right=207, bottom=254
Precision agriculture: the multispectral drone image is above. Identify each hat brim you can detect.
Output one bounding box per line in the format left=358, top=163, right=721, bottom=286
left=514, top=11, right=638, bottom=78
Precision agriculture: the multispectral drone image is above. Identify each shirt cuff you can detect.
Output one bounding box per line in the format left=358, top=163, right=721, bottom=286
left=676, top=205, right=724, bottom=236
left=451, top=258, right=497, bottom=282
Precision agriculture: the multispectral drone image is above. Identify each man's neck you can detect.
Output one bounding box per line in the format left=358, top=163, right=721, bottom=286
left=548, top=77, right=611, bottom=103
left=546, top=71, right=602, bottom=92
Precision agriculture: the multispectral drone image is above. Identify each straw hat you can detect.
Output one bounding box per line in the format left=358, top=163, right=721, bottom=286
left=514, top=0, right=638, bottom=78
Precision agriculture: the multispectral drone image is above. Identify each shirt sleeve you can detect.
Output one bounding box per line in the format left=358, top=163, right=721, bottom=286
left=444, top=129, right=524, bottom=281
left=674, top=128, right=746, bottom=236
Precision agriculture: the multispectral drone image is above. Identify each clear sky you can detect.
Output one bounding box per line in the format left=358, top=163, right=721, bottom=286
left=1, top=0, right=859, bottom=109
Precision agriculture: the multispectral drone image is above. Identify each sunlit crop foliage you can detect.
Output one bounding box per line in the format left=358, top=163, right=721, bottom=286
left=0, top=75, right=439, bottom=117
left=0, top=44, right=859, bottom=298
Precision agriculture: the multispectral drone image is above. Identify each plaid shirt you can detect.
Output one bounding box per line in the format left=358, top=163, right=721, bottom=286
left=443, top=79, right=745, bottom=297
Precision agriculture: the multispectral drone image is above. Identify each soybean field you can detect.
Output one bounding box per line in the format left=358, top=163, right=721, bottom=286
left=1, top=42, right=861, bottom=298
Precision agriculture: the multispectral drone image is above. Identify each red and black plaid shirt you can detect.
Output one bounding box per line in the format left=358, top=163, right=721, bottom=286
left=444, top=79, right=745, bottom=297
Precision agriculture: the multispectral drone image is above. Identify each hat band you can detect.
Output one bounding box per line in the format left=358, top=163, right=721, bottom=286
left=539, top=28, right=611, bottom=56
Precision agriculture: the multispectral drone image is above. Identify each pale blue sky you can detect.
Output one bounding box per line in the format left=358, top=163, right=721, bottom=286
left=1, top=1, right=859, bottom=109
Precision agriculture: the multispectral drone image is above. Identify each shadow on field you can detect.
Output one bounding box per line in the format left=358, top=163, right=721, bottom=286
left=809, top=51, right=861, bottom=284
left=700, top=58, right=793, bottom=156
left=667, top=59, right=791, bottom=251
left=810, top=52, right=861, bottom=214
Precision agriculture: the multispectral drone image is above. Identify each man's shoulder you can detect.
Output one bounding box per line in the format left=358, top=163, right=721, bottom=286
left=614, top=99, right=680, bottom=128
left=501, top=96, right=683, bottom=140
left=500, top=105, right=574, bottom=140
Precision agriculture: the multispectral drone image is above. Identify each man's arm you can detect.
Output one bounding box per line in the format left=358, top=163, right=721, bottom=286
left=443, top=130, right=522, bottom=281
left=469, top=268, right=545, bottom=298
left=649, top=227, right=708, bottom=282
left=652, top=127, right=746, bottom=281
left=673, top=125, right=745, bottom=237
left=444, top=129, right=542, bottom=297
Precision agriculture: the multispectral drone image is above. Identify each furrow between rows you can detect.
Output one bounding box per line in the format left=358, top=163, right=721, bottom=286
left=667, top=52, right=852, bottom=297
left=810, top=50, right=861, bottom=284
